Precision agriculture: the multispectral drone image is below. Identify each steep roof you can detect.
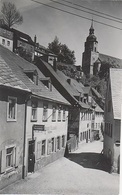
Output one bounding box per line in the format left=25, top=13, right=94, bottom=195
left=60, top=74, right=84, bottom=95
left=38, top=59, right=89, bottom=109
left=0, top=53, right=30, bottom=92
left=56, top=70, right=80, bottom=97
left=110, top=68, right=122, bottom=119
left=99, top=53, right=122, bottom=68
left=0, top=45, right=70, bottom=105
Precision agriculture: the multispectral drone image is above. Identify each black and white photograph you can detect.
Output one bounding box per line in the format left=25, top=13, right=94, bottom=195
left=0, top=0, right=121, bottom=194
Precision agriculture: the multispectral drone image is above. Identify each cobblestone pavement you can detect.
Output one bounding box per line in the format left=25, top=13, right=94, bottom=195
left=0, top=141, right=120, bottom=195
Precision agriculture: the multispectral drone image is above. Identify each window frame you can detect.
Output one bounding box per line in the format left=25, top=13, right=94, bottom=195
left=52, top=105, right=56, bottom=122
left=2, top=38, right=5, bottom=45
left=31, top=100, right=38, bottom=122
left=41, top=140, right=46, bottom=156
left=57, top=136, right=60, bottom=150
left=51, top=138, right=55, bottom=152
left=7, top=96, right=17, bottom=121
left=58, top=106, right=62, bottom=121
left=5, top=146, right=16, bottom=171
left=62, top=108, right=66, bottom=121
left=6, top=147, right=14, bottom=168
left=7, top=40, right=10, bottom=46
left=42, top=104, right=48, bottom=122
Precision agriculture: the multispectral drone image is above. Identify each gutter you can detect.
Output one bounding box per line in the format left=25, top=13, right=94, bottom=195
left=22, top=93, right=31, bottom=179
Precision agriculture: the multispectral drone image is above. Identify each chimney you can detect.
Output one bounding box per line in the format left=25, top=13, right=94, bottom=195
left=53, top=58, right=57, bottom=71
left=34, top=35, right=37, bottom=44
left=67, top=78, right=71, bottom=85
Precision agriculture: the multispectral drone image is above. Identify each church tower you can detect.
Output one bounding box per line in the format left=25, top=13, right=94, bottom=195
left=82, top=20, right=99, bottom=75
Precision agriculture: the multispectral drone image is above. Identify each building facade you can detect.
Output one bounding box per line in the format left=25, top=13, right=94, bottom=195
left=0, top=26, right=13, bottom=51
left=104, top=68, right=121, bottom=173
left=24, top=97, right=69, bottom=176
left=11, top=28, right=35, bottom=62
left=0, top=44, right=70, bottom=188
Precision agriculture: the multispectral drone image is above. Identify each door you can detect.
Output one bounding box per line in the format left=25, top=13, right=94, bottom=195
left=28, top=140, right=35, bottom=173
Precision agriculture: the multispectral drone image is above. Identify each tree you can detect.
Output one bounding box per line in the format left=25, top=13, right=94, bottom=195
left=48, top=36, right=61, bottom=55
left=48, top=36, right=76, bottom=65
left=1, top=2, right=23, bottom=28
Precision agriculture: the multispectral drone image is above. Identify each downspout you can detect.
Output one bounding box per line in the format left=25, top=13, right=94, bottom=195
left=22, top=93, right=31, bottom=179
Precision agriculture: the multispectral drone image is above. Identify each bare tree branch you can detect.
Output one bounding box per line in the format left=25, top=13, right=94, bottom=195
left=1, top=2, right=23, bottom=28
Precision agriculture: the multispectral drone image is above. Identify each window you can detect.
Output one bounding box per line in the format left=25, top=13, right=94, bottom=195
left=62, top=135, right=65, bottom=147
left=80, top=133, right=82, bottom=141
left=7, top=41, right=10, bottom=46
left=43, top=104, right=48, bottom=122
left=41, top=140, right=46, bottom=156
left=57, top=136, right=60, bottom=150
left=51, top=138, right=55, bottom=152
left=89, top=129, right=90, bottom=139
left=58, top=106, right=61, bottom=121
left=2, top=39, right=5, bottom=45
left=47, top=138, right=55, bottom=154
left=7, top=97, right=17, bottom=121
left=52, top=106, right=56, bottom=121
left=62, top=108, right=66, bottom=121
left=6, top=147, right=14, bottom=168
left=110, top=124, right=113, bottom=138
left=36, top=142, right=41, bottom=159
left=31, top=101, right=37, bottom=121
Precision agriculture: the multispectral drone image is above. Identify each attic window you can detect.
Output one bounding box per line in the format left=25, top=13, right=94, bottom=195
left=25, top=70, right=38, bottom=85
left=40, top=78, right=52, bottom=90
left=41, top=80, right=49, bottom=88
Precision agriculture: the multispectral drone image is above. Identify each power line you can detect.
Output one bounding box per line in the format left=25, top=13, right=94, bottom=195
left=31, top=0, right=122, bottom=30
left=49, top=0, right=122, bottom=24
left=61, top=0, right=122, bottom=22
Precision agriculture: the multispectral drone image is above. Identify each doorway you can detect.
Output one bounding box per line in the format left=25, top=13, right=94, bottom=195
left=28, top=140, right=35, bottom=173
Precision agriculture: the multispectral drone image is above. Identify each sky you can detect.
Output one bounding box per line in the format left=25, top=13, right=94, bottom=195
left=0, top=0, right=122, bottom=65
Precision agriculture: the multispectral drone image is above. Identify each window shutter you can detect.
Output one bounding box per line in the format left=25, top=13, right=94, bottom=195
left=59, top=136, right=61, bottom=149
left=64, top=136, right=66, bottom=147
left=47, top=140, right=49, bottom=155
left=1, top=149, right=6, bottom=173
left=15, top=147, right=19, bottom=168
left=55, top=138, right=57, bottom=152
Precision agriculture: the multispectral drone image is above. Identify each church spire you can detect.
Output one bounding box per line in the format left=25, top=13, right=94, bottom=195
left=89, top=19, right=94, bottom=35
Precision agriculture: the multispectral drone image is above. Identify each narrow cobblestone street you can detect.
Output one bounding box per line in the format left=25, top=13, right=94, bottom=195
left=0, top=141, right=119, bottom=195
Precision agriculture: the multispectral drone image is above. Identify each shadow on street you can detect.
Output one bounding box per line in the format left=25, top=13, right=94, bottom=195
left=66, top=152, right=111, bottom=173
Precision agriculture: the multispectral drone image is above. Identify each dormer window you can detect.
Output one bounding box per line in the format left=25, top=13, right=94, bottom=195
left=24, top=69, right=38, bottom=85
left=40, top=77, right=52, bottom=91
